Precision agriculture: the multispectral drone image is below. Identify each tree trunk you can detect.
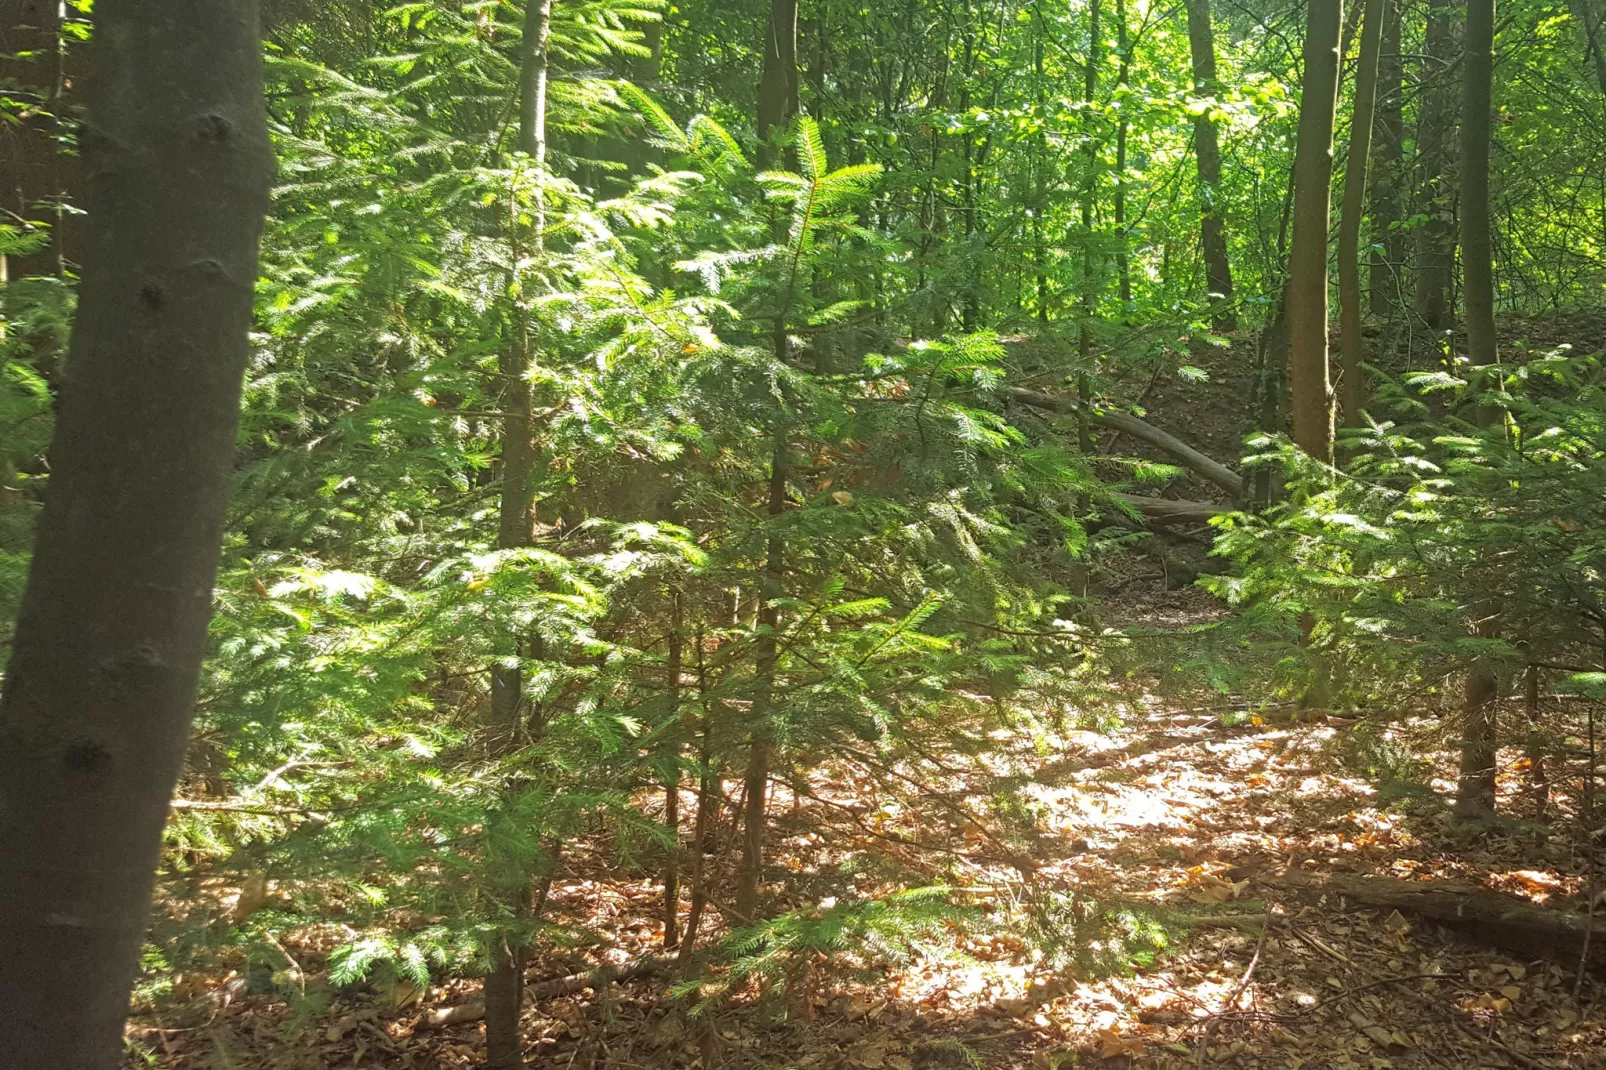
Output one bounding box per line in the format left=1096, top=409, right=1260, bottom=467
left=1185, top=0, right=1237, bottom=332
left=1452, top=0, right=1499, bottom=821
left=960, top=10, right=982, bottom=330
left=1338, top=0, right=1384, bottom=428
left=1413, top=0, right=1459, bottom=330
left=0, top=0, right=68, bottom=279
left=678, top=624, right=718, bottom=960
left=736, top=441, right=785, bottom=922
left=1369, top=0, right=1404, bottom=317
left=1114, top=0, right=1133, bottom=311
left=736, top=0, right=801, bottom=925
left=756, top=0, right=799, bottom=167
left=662, top=590, right=683, bottom=950
left=484, top=4, right=554, bottom=1064
left=0, top=2, right=272, bottom=1062
left=1459, top=0, right=1498, bottom=374
left=1032, top=9, right=1051, bottom=326
left=1077, top=0, right=1102, bottom=459
left=1287, top=0, right=1343, bottom=462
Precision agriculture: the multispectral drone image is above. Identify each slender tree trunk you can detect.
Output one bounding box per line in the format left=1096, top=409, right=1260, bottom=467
left=1288, top=0, right=1344, bottom=462
left=736, top=0, right=800, bottom=923
left=736, top=445, right=785, bottom=921
left=1114, top=0, right=1133, bottom=311
left=0, top=2, right=272, bottom=1062
left=1414, top=0, right=1459, bottom=330
left=662, top=590, right=683, bottom=950
left=1453, top=0, right=1499, bottom=820
left=483, top=4, right=553, bottom=1064
left=1525, top=661, right=1548, bottom=812
left=1077, top=0, right=1102, bottom=459
left=678, top=623, right=718, bottom=960
left=1185, top=0, right=1237, bottom=331
left=1033, top=9, right=1051, bottom=326
left=1369, top=0, right=1404, bottom=316
left=1338, top=0, right=1384, bottom=428
left=960, top=10, right=982, bottom=330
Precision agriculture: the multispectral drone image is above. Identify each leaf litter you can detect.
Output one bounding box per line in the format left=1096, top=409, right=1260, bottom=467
left=126, top=683, right=1606, bottom=1069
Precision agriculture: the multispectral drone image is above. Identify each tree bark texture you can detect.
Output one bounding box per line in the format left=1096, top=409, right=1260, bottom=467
left=1414, top=0, right=1460, bottom=330
left=1452, top=0, right=1500, bottom=821
left=1185, top=0, right=1236, bottom=332
left=483, top=4, right=555, bottom=1064
left=756, top=0, right=800, bottom=167
left=0, top=1, right=273, bottom=1063
left=0, top=0, right=69, bottom=278
left=1369, top=0, right=1404, bottom=316
left=1287, top=0, right=1343, bottom=462
left=1459, top=0, right=1498, bottom=372
left=1338, top=0, right=1384, bottom=427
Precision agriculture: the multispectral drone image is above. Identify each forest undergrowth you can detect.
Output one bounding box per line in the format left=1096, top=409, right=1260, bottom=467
left=121, top=327, right=1606, bottom=1070
left=122, top=621, right=1606, bottom=1070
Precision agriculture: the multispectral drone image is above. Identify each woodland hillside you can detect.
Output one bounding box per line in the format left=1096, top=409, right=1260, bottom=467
left=6, top=0, right=1606, bottom=1067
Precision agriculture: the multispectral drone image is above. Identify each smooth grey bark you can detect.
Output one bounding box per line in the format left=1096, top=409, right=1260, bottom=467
left=0, top=1, right=273, bottom=1063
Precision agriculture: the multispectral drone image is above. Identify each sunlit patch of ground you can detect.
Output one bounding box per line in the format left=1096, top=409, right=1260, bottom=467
left=127, top=707, right=1606, bottom=1069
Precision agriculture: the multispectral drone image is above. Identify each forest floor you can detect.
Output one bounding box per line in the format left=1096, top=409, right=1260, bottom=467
left=125, top=317, right=1606, bottom=1069
left=126, top=652, right=1606, bottom=1069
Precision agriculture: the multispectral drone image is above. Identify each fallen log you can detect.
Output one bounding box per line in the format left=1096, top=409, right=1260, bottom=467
left=420, top=954, right=672, bottom=1029
left=1004, top=386, right=1245, bottom=499
left=1322, top=874, right=1606, bottom=969
left=1112, top=493, right=1228, bottom=526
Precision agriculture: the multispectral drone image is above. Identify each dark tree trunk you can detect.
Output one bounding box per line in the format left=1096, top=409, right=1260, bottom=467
left=757, top=0, right=799, bottom=166
left=1185, top=0, right=1237, bottom=332
left=678, top=625, right=718, bottom=959
left=483, top=4, right=554, bottom=1065
left=0, top=0, right=68, bottom=279
left=1288, top=0, right=1343, bottom=461
left=0, top=1, right=272, bottom=1062
left=736, top=0, right=801, bottom=925
left=1414, top=0, right=1459, bottom=330
left=736, top=440, right=785, bottom=922
left=1459, top=0, right=1498, bottom=373
left=1077, top=0, right=1102, bottom=459
left=1114, top=0, right=1133, bottom=311
left=1453, top=0, right=1499, bottom=820
left=1338, top=0, right=1384, bottom=428
left=661, top=590, right=683, bottom=950
left=1369, top=0, right=1404, bottom=316
left=960, top=9, right=982, bottom=330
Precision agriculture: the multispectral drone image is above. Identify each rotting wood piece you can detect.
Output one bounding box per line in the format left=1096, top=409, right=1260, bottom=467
left=421, top=954, right=674, bottom=1029
left=1004, top=386, right=1245, bottom=498
left=1320, top=874, right=1606, bottom=969
left=1112, top=493, right=1228, bottom=526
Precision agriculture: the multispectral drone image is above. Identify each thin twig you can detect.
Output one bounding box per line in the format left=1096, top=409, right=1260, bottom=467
left=1194, top=909, right=1271, bottom=1065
